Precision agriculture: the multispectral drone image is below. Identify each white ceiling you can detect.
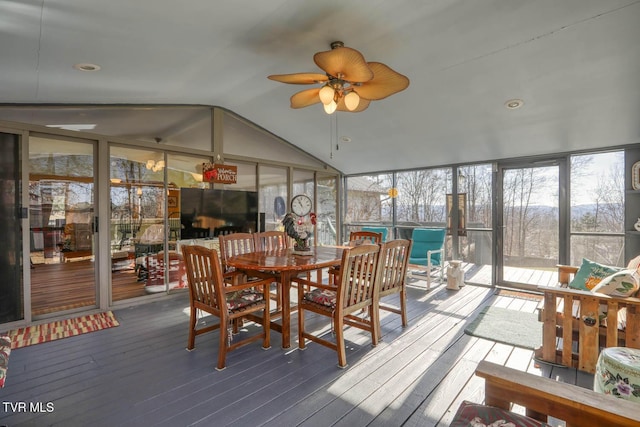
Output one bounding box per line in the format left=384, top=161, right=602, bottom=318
left=1, top=0, right=639, bottom=175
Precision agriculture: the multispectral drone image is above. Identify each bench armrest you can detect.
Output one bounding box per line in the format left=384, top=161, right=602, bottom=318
left=557, top=264, right=579, bottom=286
left=476, top=360, right=640, bottom=427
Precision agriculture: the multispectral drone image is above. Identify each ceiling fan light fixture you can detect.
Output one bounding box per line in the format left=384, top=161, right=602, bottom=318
left=344, top=91, right=360, bottom=111
left=268, top=41, right=409, bottom=113
left=324, top=100, right=338, bottom=114
left=319, top=85, right=335, bottom=105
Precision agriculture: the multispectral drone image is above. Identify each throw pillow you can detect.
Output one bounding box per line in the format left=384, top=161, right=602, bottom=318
left=590, top=269, right=639, bottom=298
left=568, top=258, right=620, bottom=291
left=0, top=335, right=11, bottom=388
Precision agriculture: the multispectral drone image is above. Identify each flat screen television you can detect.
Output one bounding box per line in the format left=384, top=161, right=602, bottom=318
left=179, top=188, right=259, bottom=239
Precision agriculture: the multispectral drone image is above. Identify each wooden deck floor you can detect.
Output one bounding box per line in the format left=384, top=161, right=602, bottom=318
left=0, top=277, right=592, bottom=426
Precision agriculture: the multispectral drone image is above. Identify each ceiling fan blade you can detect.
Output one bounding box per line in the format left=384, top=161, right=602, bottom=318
left=336, top=97, right=370, bottom=113
left=290, top=88, right=321, bottom=108
left=354, top=62, right=410, bottom=100
left=268, top=73, right=328, bottom=84
left=313, top=47, right=374, bottom=83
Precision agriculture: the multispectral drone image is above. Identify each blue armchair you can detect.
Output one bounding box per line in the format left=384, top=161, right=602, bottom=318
left=408, top=228, right=446, bottom=290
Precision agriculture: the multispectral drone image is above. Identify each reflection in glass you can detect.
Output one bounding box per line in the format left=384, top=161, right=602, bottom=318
left=29, top=136, right=96, bottom=316
left=317, top=174, right=338, bottom=245
left=259, top=165, right=287, bottom=232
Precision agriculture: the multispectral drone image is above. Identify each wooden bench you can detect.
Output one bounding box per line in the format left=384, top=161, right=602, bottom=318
left=463, top=360, right=640, bottom=427
left=535, top=264, right=640, bottom=373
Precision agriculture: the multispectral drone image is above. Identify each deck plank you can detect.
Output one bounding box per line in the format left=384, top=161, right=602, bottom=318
left=0, top=280, right=593, bottom=427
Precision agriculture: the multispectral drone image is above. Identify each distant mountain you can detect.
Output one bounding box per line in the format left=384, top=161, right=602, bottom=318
left=511, top=204, right=621, bottom=219
left=571, top=204, right=622, bottom=219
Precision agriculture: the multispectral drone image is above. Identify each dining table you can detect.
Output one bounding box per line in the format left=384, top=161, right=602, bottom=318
left=225, top=245, right=344, bottom=348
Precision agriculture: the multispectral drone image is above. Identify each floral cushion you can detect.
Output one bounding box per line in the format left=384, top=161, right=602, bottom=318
left=304, top=288, right=337, bottom=308
left=450, top=401, right=551, bottom=427
left=569, top=258, right=620, bottom=291
left=0, top=335, right=11, bottom=388
left=227, top=289, right=264, bottom=311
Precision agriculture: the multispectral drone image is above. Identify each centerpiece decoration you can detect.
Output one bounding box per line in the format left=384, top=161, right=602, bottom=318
left=283, top=194, right=316, bottom=255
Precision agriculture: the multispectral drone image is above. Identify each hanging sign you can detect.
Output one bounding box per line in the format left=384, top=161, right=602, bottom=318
left=202, top=163, right=237, bottom=184
left=446, top=193, right=467, bottom=236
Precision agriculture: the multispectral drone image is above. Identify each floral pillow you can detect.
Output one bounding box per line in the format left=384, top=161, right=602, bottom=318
left=568, top=258, right=620, bottom=291
left=304, top=288, right=337, bottom=308
left=0, top=335, right=11, bottom=388
left=590, top=269, right=639, bottom=298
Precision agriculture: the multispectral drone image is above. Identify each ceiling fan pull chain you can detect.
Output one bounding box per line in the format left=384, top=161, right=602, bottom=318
left=329, top=114, right=334, bottom=159
left=335, top=113, right=339, bottom=151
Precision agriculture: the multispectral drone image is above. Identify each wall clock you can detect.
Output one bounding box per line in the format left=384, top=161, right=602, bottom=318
left=291, top=194, right=312, bottom=216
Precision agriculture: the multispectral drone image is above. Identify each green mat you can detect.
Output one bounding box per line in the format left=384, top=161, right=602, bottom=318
left=464, top=306, right=542, bottom=350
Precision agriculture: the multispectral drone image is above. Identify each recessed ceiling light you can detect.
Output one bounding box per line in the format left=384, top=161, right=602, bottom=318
left=340, top=136, right=352, bottom=143
left=504, top=99, right=524, bottom=109
left=73, top=63, right=101, bottom=72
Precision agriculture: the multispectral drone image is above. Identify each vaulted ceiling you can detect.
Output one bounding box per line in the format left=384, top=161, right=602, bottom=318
left=1, top=0, right=639, bottom=174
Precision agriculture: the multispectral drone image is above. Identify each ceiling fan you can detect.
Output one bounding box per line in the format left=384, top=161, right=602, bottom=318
left=268, top=41, right=410, bottom=114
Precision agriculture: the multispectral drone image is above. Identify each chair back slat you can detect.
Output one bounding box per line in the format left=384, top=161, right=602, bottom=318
left=349, top=231, right=383, bottom=246
left=218, top=233, right=255, bottom=270
left=254, top=230, right=289, bottom=251
left=379, top=239, right=412, bottom=293
left=182, top=245, right=225, bottom=312
left=337, top=244, right=381, bottom=310
left=361, top=226, right=388, bottom=241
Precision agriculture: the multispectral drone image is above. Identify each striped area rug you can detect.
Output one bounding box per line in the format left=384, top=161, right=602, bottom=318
left=7, top=311, right=119, bottom=349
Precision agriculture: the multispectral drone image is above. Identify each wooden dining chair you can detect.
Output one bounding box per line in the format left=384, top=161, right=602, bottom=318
left=254, top=230, right=290, bottom=251
left=376, top=239, right=413, bottom=341
left=350, top=230, right=384, bottom=245
left=213, top=225, right=243, bottom=237
left=181, top=245, right=271, bottom=370
left=295, top=243, right=383, bottom=368
left=361, top=226, right=388, bottom=242
left=218, top=233, right=257, bottom=283
left=219, top=232, right=280, bottom=309
left=328, top=230, right=383, bottom=285
left=253, top=230, right=290, bottom=308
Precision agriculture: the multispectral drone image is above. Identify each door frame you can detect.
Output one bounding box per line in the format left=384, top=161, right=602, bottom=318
left=494, top=157, right=568, bottom=289
left=28, top=132, right=101, bottom=320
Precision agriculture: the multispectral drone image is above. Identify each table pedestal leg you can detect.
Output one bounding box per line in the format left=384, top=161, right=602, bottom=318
left=280, top=271, right=291, bottom=348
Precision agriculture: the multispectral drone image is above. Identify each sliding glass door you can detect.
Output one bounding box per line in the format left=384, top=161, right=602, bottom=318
left=29, top=135, right=97, bottom=317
